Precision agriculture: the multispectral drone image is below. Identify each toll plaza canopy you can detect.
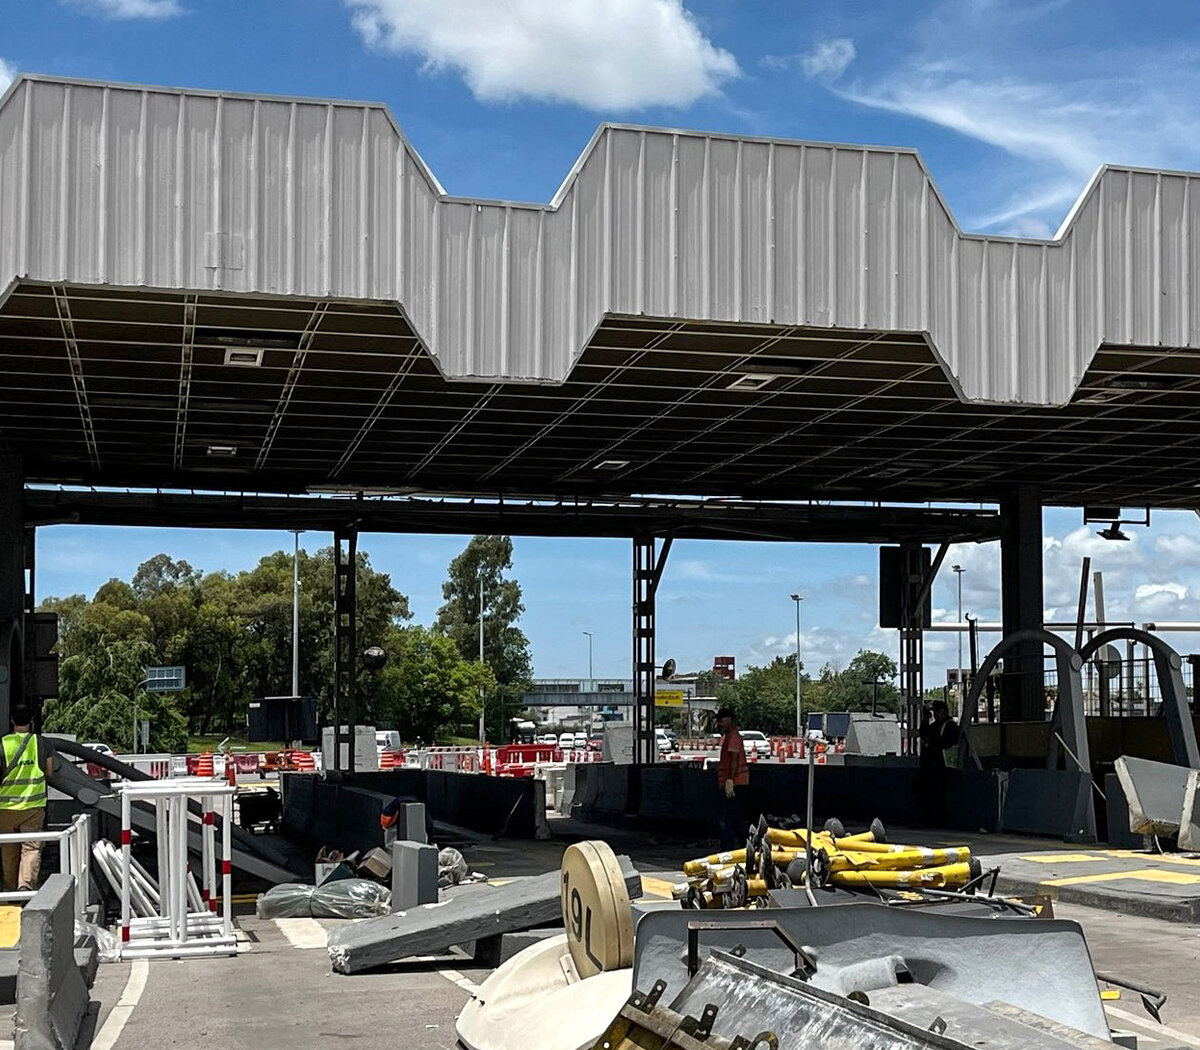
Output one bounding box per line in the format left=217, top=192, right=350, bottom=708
left=1, top=74, right=1200, bottom=509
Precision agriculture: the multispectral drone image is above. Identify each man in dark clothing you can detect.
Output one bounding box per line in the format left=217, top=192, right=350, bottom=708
left=917, top=700, right=960, bottom=825
left=715, top=707, right=749, bottom=850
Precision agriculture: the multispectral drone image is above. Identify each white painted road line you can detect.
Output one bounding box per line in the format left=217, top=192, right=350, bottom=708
left=274, top=918, right=328, bottom=950
left=439, top=968, right=480, bottom=995
left=1106, top=1004, right=1200, bottom=1049
left=92, top=958, right=149, bottom=1050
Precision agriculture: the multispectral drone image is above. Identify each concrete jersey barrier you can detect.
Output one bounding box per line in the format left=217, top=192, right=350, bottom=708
left=14, top=874, right=89, bottom=1050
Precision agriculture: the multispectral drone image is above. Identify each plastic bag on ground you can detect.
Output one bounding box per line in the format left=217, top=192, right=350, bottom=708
left=257, top=879, right=390, bottom=919
left=438, top=847, right=469, bottom=888
left=311, top=878, right=390, bottom=918
left=75, top=919, right=120, bottom=963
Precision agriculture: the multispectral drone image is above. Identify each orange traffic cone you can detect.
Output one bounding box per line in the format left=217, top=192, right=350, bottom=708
left=196, top=751, right=214, bottom=777
left=225, top=755, right=237, bottom=788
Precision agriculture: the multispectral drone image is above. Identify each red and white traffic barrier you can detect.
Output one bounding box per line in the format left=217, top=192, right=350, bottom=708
left=115, top=777, right=236, bottom=960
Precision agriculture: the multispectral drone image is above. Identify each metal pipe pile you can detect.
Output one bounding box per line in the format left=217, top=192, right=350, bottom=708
left=674, top=818, right=982, bottom=908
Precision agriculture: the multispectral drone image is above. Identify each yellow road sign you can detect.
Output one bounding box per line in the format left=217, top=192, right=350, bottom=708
left=655, top=690, right=685, bottom=707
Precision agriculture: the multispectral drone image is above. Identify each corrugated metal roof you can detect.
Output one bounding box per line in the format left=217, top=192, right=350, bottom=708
left=3, top=74, right=1200, bottom=406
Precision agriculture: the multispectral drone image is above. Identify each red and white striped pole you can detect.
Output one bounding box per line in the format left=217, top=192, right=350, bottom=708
left=120, top=789, right=132, bottom=948
left=221, top=792, right=232, bottom=939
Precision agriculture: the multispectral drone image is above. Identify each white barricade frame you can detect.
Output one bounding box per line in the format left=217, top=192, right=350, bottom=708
left=114, top=777, right=235, bottom=960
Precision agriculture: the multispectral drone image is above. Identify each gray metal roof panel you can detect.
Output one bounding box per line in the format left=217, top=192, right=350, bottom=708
left=4, top=75, right=1200, bottom=406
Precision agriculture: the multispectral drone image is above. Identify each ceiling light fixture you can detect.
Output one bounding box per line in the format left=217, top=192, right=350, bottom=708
left=206, top=445, right=238, bottom=457
left=595, top=459, right=630, bottom=471
left=223, top=347, right=265, bottom=367
left=1096, top=523, right=1130, bottom=542
left=727, top=373, right=780, bottom=392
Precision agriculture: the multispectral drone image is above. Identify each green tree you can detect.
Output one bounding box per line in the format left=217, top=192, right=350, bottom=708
left=713, top=654, right=808, bottom=735
left=372, top=625, right=493, bottom=742
left=435, top=536, right=532, bottom=740
left=814, top=650, right=901, bottom=713
left=42, top=628, right=188, bottom=751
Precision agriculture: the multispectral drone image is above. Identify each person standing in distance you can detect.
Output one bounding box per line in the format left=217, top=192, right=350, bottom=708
left=0, top=705, right=54, bottom=891
left=715, top=707, right=749, bottom=850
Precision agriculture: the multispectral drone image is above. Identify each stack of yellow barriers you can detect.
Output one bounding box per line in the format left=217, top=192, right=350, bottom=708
left=674, top=820, right=980, bottom=908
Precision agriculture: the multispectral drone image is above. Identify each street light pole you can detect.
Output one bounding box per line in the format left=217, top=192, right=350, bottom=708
left=478, top=574, right=486, bottom=744
left=952, top=564, right=965, bottom=709
left=583, top=631, right=594, bottom=733
left=292, top=530, right=302, bottom=701
left=790, top=594, right=804, bottom=737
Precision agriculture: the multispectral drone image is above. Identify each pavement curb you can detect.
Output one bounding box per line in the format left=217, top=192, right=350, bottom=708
left=994, top=874, right=1200, bottom=924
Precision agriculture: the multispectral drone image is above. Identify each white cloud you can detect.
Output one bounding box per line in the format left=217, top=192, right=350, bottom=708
left=800, top=38, right=855, bottom=81
left=1135, top=582, right=1188, bottom=602
left=344, top=0, right=739, bottom=110
left=1155, top=533, right=1200, bottom=567
left=817, top=2, right=1200, bottom=234
left=66, top=0, right=182, bottom=17
left=0, top=59, right=14, bottom=94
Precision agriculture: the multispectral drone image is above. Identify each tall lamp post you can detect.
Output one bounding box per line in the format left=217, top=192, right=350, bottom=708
left=583, top=630, right=594, bottom=732
left=790, top=594, right=804, bottom=737
left=291, top=530, right=303, bottom=700
left=952, top=564, right=965, bottom=709
left=478, top=574, right=486, bottom=744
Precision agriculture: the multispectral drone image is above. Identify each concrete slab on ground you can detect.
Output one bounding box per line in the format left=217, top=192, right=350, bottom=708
left=983, top=847, right=1200, bottom=923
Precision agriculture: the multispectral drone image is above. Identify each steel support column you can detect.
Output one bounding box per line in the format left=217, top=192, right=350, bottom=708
left=0, top=458, right=24, bottom=732
left=333, top=525, right=358, bottom=772
left=1000, top=487, right=1045, bottom=722
left=897, top=544, right=927, bottom=756
left=633, top=535, right=672, bottom=765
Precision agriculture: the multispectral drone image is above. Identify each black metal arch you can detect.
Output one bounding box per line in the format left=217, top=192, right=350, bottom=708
left=1078, top=628, right=1199, bottom=768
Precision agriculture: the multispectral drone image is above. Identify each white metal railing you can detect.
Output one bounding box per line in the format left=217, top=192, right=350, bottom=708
left=0, top=813, right=92, bottom=921
left=108, top=778, right=236, bottom=960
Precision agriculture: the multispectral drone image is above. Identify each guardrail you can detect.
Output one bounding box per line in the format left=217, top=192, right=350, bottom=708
left=0, top=813, right=92, bottom=921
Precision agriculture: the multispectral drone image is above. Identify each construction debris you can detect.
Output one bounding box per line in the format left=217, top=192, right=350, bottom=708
left=255, top=880, right=391, bottom=920
left=328, top=853, right=642, bottom=974
left=674, top=818, right=983, bottom=908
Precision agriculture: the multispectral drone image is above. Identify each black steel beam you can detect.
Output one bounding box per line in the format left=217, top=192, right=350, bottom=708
left=22, top=490, right=1001, bottom=545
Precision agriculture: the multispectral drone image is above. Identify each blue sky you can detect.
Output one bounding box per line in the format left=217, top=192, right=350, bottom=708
left=8, top=0, right=1200, bottom=683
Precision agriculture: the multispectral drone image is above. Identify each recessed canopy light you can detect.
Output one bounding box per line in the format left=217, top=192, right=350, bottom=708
left=1096, top=523, right=1130, bottom=541
left=206, top=445, right=238, bottom=457
left=1104, top=375, right=1177, bottom=390
left=595, top=459, right=630, bottom=471
left=223, top=347, right=265, bottom=367
left=727, top=373, right=780, bottom=392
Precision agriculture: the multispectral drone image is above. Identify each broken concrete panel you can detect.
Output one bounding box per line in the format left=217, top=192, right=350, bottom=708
left=328, top=855, right=641, bottom=974
left=1113, top=755, right=1192, bottom=836
left=14, top=875, right=89, bottom=1050
left=1180, top=770, right=1200, bottom=851
left=392, top=842, right=438, bottom=912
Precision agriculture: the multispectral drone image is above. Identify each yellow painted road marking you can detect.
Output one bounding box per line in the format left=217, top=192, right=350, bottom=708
left=1018, top=854, right=1102, bottom=863
left=1099, top=850, right=1200, bottom=868
left=0, top=906, right=20, bottom=949
left=1044, top=868, right=1200, bottom=887
left=638, top=876, right=677, bottom=900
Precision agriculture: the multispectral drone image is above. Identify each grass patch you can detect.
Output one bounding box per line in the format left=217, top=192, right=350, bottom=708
left=187, top=735, right=284, bottom=753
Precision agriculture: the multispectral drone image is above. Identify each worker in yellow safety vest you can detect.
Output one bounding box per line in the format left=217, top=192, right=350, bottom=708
left=0, top=706, right=55, bottom=891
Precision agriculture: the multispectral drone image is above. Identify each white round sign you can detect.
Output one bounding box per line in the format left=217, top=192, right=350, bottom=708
left=559, top=840, right=634, bottom=979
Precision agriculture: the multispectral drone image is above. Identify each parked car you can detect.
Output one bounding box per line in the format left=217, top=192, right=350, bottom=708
left=655, top=728, right=673, bottom=753
left=557, top=732, right=576, bottom=748
left=739, top=730, right=771, bottom=758
left=539, top=733, right=559, bottom=745
left=587, top=734, right=604, bottom=751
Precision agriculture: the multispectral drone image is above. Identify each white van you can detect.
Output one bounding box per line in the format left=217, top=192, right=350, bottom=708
left=376, top=730, right=401, bottom=754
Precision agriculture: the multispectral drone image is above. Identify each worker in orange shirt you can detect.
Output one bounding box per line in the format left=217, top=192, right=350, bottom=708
left=715, top=707, right=749, bottom=849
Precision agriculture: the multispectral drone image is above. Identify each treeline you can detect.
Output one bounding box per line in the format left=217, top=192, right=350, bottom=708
left=682, top=649, right=902, bottom=736
left=39, top=535, right=532, bottom=751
